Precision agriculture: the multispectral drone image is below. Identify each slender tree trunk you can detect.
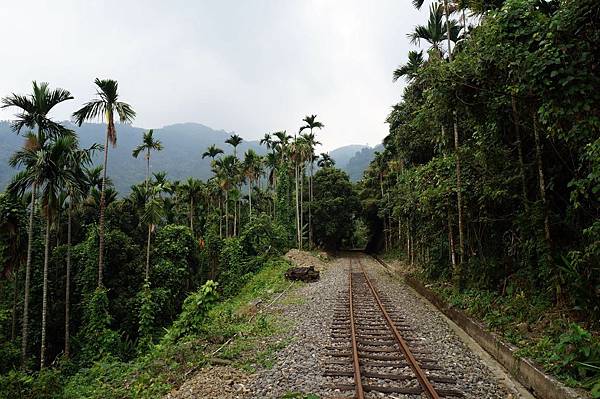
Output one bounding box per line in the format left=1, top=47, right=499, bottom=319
left=511, top=94, right=528, bottom=207
left=98, top=128, right=110, bottom=288
left=248, top=180, right=252, bottom=216
left=189, top=198, right=194, bottom=233
left=454, top=114, right=466, bottom=264
left=219, top=199, right=223, bottom=239
left=295, top=162, right=300, bottom=248
left=233, top=194, right=237, bottom=237
left=406, top=220, right=410, bottom=256
left=300, top=166, right=304, bottom=250
left=11, top=267, right=19, bottom=341
left=309, top=162, right=314, bottom=248
left=448, top=205, right=458, bottom=279
left=225, top=190, right=229, bottom=238
left=145, top=224, right=151, bottom=281
left=65, top=201, right=72, bottom=358
left=21, top=182, right=36, bottom=368
left=444, top=0, right=453, bottom=60
left=40, top=218, right=51, bottom=369
left=532, top=113, right=551, bottom=244
left=146, top=150, right=150, bottom=189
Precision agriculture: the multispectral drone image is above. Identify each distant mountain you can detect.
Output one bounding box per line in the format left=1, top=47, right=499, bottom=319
left=0, top=121, right=380, bottom=192
left=345, top=144, right=383, bottom=181
left=0, top=121, right=266, bottom=194
left=329, top=145, right=368, bottom=169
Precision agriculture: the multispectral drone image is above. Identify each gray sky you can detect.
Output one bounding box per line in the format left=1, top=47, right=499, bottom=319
left=0, top=0, right=423, bottom=151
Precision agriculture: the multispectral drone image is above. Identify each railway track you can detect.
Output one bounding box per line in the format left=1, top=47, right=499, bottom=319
left=323, top=256, right=463, bottom=398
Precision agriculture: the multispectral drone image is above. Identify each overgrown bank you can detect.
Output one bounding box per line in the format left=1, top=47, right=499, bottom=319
left=0, top=257, right=296, bottom=399
left=362, top=0, right=599, bottom=396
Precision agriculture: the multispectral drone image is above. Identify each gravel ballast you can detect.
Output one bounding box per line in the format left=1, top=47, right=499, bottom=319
left=169, top=252, right=522, bottom=398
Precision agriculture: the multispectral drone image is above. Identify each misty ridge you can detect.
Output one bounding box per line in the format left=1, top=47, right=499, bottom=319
left=0, top=120, right=378, bottom=193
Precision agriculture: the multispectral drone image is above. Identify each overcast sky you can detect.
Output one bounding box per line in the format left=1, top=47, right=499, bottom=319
left=0, top=1, right=425, bottom=150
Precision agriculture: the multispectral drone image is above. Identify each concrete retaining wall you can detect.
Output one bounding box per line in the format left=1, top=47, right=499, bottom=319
left=372, top=256, right=587, bottom=399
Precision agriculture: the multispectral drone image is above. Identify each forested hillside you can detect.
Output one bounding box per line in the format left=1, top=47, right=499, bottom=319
left=0, top=121, right=267, bottom=194
left=0, top=122, right=379, bottom=193
left=0, top=87, right=362, bottom=396
left=360, top=0, right=599, bottom=394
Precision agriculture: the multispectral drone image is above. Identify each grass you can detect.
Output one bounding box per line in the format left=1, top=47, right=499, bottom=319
left=405, top=268, right=600, bottom=396
left=3, top=257, right=302, bottom=399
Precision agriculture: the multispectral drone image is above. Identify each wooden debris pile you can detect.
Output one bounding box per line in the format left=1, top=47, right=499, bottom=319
left=284, top=266, right=320, bottom=282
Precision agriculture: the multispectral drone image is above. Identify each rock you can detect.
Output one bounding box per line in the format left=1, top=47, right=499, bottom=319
left=285, top=266, right=320, bottom=282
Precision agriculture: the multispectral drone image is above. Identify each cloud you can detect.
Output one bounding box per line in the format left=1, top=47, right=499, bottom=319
left=0, top=0, right=423, bottom=150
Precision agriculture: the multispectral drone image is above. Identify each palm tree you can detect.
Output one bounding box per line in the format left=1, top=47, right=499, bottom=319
left=10, top=135, right=81, bottom=369
left=243, top=150, right=263, bottom=216
left=393, top=50, right=425, bottom=82
left=260, top=133, right=273, bottom=151
left=299, top=115, right=324, bottom=249
left=408, top=3, right=457, bottom=57
left=62, top=142, right=99, bottom=358
left=212, top=155, right=238, bottom=237
left=180, top=177, right=204, bottom=234
left=202, top=144, right=224, bottom=161
left=72, top=78, right=136, bottom=288
left=142, top=180, right=166, bottom=282
left=132, top=129, right=163, bottom=188
left=225, top=134, right=243, bottom=158
left=1, top=81, right=73, bottom=367
left=317, top=152, right=335, bottom=168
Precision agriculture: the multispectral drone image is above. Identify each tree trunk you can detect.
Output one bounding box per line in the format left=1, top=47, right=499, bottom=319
left=189, top=198, right=194, bottom=233
left=65, top=201, right=72, bottom=358
left=444, top=0, right=453, bottom=61
left=248, top=180, right=252, bottom=216
left=145, top=224, right=152, bottom=282
left=146, top=150, right=150, bottom=189
left=511, top=94, right=528, bottom=206
left=309, top=162, right=314, bottom=248
left=225, top=190, right=229, bottom=238
left=295, top=162, right=300, bottom=248
left=453, top=112, right=466, bottom=264
left=40, top=218, right=51, bottom=369
left=448, top=205, right=458, bottom=281
left=11, top=267, right=19, bottom=341
left=219, top=199, right=223, bottom=239
left=98, top=127, right=110, bottom=288
left=300, top=166, right=304, bottom=250
left=532, top=113, right=551, bottom=244
left=233, top=194, right=237, bottom=237
left=21, top=182, right=36, bottom=368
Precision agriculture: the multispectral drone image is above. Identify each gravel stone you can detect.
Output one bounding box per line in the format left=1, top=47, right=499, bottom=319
left=168, top=252, right=521, bottom=398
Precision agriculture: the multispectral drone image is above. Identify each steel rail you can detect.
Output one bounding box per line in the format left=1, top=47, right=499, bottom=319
left=358, top=258, right=441, bottom=399
left=348, top=258, right=365, bottom=399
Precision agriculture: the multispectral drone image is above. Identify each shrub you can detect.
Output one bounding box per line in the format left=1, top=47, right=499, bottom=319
left=163, top=280, right=219, bottom=342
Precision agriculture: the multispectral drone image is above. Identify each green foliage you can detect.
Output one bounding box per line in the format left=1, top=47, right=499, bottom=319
left=137, top=283, right=154, bottom=351
left=550, top=324, right=600, bottom=393
left=76, top=287, right=121, bottom=364
left=163, top=280, right=219, bottom=342
left=218, top=237, right=248, bottom=297
left=312, top=168, right=361, bottom=249
left=0, top=368, right=63, bottom=399
left=240, top=213, right=289, bottom=256
left=274, top=161, right=295, bottom=242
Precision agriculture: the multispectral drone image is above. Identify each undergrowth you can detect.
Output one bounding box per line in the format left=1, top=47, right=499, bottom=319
left=0, top=258, right=296, bottom=399
left=413, top=270, right=600, bottom=396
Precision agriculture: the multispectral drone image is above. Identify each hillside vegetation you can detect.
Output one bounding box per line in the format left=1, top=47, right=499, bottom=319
left=361, top=0, right=599, bottom=395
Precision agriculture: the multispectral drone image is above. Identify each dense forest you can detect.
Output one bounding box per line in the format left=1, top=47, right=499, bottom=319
left=359, top=0, right=599, bottom=394
left=0, top=79, right=361, bottom=397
